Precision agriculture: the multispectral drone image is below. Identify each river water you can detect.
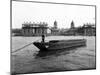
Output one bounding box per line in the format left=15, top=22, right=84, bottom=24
left=11, top=36, right=96, bottom=74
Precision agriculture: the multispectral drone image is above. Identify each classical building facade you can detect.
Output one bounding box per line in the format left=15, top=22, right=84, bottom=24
left=21, top=22, right=48, bottom=36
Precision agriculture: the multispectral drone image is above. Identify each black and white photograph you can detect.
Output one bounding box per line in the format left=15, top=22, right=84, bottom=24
left=11, top=0, right=96, bottom=75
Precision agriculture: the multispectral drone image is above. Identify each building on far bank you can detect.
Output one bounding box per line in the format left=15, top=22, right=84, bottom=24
left=50, top=20, right=60, bottom=35
left=83, top=24, right=96, bottom=36
left=60, top=21, right=96, bottom=36
left=66, top=21, right=77, bottom=35
left=21, top=22, right=49, bottom=36
left=75, top=23, right=96, bottom=36
left=12, top=21, right=96, bottom=36
left=62, top=21, right=77, bottom=36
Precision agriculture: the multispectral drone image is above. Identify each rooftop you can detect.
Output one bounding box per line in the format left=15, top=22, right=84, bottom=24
left=22, top=22, right=48, bottom=28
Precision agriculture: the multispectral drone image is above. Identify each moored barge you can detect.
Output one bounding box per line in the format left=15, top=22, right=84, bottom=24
left=33, top=39, right=86, bottom=51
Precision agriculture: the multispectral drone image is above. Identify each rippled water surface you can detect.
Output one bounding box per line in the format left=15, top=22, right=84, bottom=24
left=11, top=36, right=96, bottom=74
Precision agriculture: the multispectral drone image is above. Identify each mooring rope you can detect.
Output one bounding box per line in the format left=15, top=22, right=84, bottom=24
left=11, top=38, right=41, bottom=53
left=11, top=42, right=33, bottom=53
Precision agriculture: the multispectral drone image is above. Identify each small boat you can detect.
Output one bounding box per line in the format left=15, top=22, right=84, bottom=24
left=33, top=39, right=86, bottom=51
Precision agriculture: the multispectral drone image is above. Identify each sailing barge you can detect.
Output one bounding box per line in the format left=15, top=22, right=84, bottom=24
left=33, top=36, right=86, bottom=51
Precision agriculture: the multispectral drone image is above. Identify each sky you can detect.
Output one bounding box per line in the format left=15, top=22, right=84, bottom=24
left=12, top=1, right=95, bottom=29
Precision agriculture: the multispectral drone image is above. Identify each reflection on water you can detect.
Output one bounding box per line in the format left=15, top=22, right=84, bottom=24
left=36, top=46, right=84, bottom=58
left=11, top=36, right=96, bottom=74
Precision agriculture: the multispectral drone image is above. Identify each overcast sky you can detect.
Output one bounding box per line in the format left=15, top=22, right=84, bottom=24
left=12, top=1, right=95, bottom=28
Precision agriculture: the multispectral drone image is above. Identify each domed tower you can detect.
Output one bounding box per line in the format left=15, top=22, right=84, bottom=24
left=71, top=21, right=75, bottom=29
left=54, top=20, right=57, bottom=29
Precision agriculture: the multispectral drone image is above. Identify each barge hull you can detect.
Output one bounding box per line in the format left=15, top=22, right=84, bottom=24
left=33, top=39, right=86, bottom=51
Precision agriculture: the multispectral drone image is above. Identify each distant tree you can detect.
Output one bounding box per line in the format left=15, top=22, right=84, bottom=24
left=12, top=29, right=22, bottom=33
